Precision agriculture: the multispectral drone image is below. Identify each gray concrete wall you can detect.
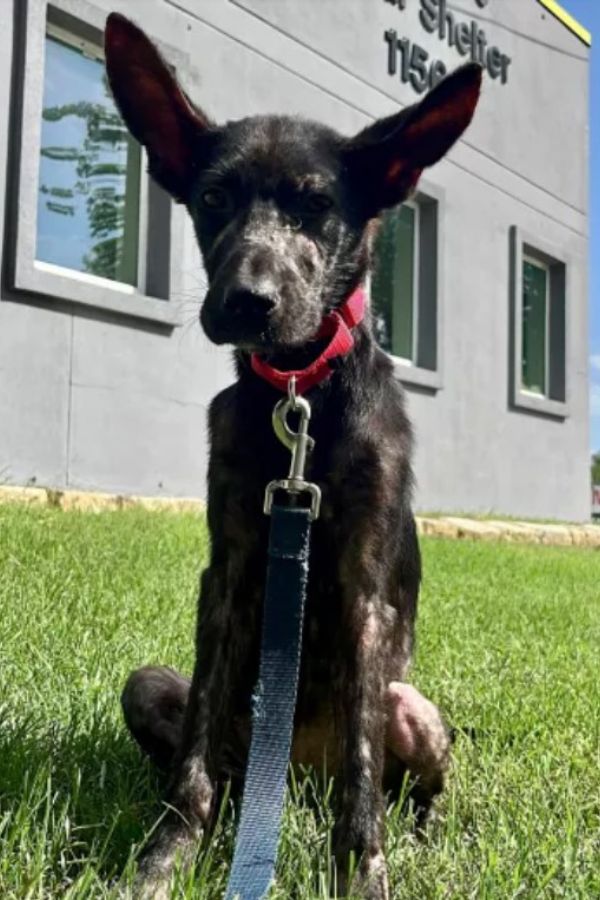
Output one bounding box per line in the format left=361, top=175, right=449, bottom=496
left=0, top=0, right=590, bottom=519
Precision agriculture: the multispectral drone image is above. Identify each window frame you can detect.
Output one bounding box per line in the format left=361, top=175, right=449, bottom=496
left=510, top=226, right=569, bottom=419
left=8, top=0, right=187, bottom=327
left=369, top=180, right=444, bottom=392
left=47, top=18, right=102, bottom=62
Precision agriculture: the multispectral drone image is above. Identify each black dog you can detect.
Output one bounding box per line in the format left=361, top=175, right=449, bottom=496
left=105, top=14, right=481, bottom=898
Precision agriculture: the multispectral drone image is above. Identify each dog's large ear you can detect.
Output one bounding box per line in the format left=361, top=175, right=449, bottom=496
left=345, top=63, right=482, bottom=216
left=104, top=13, right=212, bottom=202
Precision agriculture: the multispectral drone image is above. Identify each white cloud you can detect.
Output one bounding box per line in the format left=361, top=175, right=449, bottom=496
left=590, top=355, right=600, bottom=374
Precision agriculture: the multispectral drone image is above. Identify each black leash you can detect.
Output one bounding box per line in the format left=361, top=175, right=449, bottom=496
left=225, top=382, right=321, bottom=900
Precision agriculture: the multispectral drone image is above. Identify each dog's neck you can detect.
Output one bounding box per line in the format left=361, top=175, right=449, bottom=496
left=235, top=283, right=371, bottom=395
left=234, top=321, right=379, bottom=427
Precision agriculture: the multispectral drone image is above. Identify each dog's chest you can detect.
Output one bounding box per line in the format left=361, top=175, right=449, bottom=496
left=210, top=383, right=403, bottom=760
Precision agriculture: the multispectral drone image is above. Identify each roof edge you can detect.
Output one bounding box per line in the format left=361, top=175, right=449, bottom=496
left=536, top=0, right=592, bottom=47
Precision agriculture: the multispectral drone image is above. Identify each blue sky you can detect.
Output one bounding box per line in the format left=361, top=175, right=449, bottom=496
left=563, top=1, right=599, bottom=452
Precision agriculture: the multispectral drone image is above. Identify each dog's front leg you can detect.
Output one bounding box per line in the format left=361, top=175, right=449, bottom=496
left=334, top=595, right=390, bottom=900
left=133, top=563, right=237, bottom=898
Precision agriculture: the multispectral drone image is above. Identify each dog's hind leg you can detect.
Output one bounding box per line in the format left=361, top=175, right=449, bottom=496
left=384, top=682, right=451, bottom=825
left=121, top=666, right=191, bottom=772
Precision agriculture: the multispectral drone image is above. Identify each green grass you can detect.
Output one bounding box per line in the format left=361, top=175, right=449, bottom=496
left=0, top=504, right=599, bottom=899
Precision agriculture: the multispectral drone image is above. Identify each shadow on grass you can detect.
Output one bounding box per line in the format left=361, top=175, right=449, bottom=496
left=0, top=709, right=167, bottom=883
left=0, top=708, right=458, bottom=897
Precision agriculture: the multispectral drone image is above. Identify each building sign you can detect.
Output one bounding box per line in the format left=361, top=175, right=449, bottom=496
left=592, top=485, right=600, bottom=518
left=384, top=0, right=512, bottom=93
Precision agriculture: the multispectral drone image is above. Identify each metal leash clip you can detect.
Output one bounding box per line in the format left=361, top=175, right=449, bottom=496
left=264, top=376, right=322, bottom=520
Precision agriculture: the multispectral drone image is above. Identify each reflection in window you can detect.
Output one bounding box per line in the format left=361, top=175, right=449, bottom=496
left=522, top=257, right=549, bottom=395
left=371, top=204, right=417, bottom=361
left=37, top=30, right=141, bottom=285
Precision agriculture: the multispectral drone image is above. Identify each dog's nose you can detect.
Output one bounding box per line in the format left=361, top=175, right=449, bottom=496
left=224, top=288, right=277, bottom=318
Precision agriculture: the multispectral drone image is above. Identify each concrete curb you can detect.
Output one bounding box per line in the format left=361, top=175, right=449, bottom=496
left=1, top=485, right=598, bottom=547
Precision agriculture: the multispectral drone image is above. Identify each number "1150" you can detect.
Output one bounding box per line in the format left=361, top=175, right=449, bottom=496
left=385, top=30, right=448, bottom=93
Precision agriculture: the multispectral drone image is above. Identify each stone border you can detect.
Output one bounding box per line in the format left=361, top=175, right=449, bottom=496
left=0, top=484, right=204, bottom=514
left=417, top=516, right=600, bottom=548
left=1, top=485, right=599, bottom=547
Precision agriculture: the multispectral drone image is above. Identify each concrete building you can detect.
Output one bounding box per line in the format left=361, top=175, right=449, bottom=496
left=0, top=0, right=591, bottom=519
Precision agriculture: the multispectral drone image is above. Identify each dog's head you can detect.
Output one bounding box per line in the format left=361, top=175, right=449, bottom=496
left=105, top=14, right=481, bottom=352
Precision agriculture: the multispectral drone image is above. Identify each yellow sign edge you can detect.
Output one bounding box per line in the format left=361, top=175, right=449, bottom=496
left=537, top=0, right=591, bottom=47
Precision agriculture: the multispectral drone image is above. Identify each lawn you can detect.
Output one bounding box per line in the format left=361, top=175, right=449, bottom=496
left=0, top=504, right=599, bottom=899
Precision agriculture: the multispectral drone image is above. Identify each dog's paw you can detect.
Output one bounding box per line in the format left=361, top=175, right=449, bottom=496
left=131, top=817, right=200, bottom=900
left=131, top=874, right=173, bottom=900
left=334, top=849, right=389, bottom=900
left=350, top=850, right=389, bottom=900
left=132, top=855, right=176, bottom=900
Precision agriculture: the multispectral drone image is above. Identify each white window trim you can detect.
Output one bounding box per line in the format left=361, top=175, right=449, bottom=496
left=521, top=254, right=550, bottom=398
left=9, top=0, right=188, bottom=328
left=510, top=227, right=569, bottom=419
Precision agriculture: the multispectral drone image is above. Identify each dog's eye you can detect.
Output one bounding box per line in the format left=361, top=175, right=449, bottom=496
left=303, top=193, right=333, bottom=214
left=200, top=187, right=230, bottom=210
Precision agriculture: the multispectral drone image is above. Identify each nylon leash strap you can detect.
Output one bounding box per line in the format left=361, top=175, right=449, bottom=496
left=225, top=379, right=321, bottom=900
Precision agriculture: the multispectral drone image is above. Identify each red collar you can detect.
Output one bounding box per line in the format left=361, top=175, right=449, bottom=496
left=250, top=286, right=366, bottom=394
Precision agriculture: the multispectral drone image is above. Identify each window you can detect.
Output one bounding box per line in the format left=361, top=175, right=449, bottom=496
left=370, top=185, right=442, bottom=390
left=521, top=256, right=549, bottom=395
left=38, top=25, right=142, bottom=285
left=372, top=203, right=418, bottom=362
left=10, top=0, right=187, bottom=327
left=510, top=228, right=568, bottom=417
